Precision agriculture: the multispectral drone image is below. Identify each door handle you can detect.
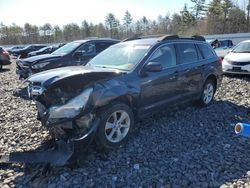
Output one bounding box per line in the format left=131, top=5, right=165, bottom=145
left=169, top=71, right=178, bottom=80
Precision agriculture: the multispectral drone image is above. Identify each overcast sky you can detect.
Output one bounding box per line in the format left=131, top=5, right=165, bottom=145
left=0, top=0, right=196, bottom=27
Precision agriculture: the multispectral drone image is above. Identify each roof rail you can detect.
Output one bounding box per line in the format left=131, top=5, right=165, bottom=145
left=122, top=34, right=206, bottom=43
left=191, top=35, right=206, bottom=41
left=122, top=36, right=141, bottom=42
left=158, top=35, right=179, bottom=42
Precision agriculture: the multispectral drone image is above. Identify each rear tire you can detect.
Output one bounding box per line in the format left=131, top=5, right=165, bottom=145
left=199, top=79, right=215, bottom=106
left=95, top=103, right=134, bottom=150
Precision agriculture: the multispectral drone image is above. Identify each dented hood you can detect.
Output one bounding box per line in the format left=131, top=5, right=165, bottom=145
left=27, top=65, right=124, bottom=87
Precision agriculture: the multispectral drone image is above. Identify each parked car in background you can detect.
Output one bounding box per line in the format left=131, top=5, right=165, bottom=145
left=26, top=35, right=222, bottom=150
left=7, top=46, right=25, bottom=55
left=12, top=44, right=47, bottom=59
left=0, top=47, right=11, bottom=70
left=27, top=43, right=66, bottom=57
left=16, top=39, right=119, bottom=79
left=222, top=40, right=250, bottom=74
left=207, top=39, right=234, bottom=58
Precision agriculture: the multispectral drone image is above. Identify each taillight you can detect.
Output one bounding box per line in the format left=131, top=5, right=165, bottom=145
left=218, top=57, right=222, bottom=65
left=3, top=51, right=9, bottom=55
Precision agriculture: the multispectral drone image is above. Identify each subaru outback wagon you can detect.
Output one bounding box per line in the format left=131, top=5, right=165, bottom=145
left=26, top=35, right=222, bottom=152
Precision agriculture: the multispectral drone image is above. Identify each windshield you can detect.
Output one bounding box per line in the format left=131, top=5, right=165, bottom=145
left=88, top=43, right=150, bottom=71
left=38, top=46, right=49, bottom=52
left=232, top=42, right=250, bottom=53
left=52, top=41, right=82, bottom=55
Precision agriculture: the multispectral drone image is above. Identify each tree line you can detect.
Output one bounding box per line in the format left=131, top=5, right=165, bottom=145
left=0, top=0, right=249, bottom=45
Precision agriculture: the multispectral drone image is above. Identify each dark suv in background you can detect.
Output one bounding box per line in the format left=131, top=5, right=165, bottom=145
left=26, top=35, right=222, bottom=154
left=27, top=43, right=66, bottom=57
left=12, top=44, right=47, bottom=58
left=16, top=39, right=119, bottom=79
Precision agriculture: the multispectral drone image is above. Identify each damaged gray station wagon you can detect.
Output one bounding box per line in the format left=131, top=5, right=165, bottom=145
left=23, top=35, right=222, bottom=163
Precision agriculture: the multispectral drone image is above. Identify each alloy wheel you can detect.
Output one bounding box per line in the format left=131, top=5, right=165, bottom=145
left=203, top=83, right=214, bottom=104
left=104, top=110, right=131, bottom=143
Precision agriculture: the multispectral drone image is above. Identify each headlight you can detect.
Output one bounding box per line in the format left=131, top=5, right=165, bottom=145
left=49, top=88, right=93, bottom=119
left=32, top=62, right=50, bottom=69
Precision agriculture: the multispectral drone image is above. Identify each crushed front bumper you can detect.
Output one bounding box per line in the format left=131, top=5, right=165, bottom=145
left=0, top=140, right=74, bottom=166
left=0, top=102, right=100, bottom=166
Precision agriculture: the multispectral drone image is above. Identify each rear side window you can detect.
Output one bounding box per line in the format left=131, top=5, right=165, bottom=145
left=198, top=44, right=215, bottom=59
left=176, top=43, right=198, bottom=64
left=96, top=42, right=113, bottom=53
left=149, top=44, right=177, bottom=69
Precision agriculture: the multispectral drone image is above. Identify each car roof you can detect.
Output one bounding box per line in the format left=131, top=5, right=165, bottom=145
left=120, top=35, right=206, bottom=46
left=73, top=38, right=120, bottom=43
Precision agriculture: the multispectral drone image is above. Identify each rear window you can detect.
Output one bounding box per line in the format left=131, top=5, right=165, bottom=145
left=176, top=43, right=198, bottom=64
left=198, top=44, right=215, bottom=59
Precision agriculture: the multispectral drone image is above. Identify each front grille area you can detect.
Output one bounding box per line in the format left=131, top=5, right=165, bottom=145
left=227, top=69, right=249, bottom=73
left=229, top=61, right=250, bottom=66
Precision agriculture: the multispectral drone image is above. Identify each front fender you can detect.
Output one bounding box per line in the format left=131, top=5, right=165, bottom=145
left=91, top=80, right=140, bottom=108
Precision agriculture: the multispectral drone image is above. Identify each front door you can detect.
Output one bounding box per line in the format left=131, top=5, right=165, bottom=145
left=140, top=44, right=181, bottom=114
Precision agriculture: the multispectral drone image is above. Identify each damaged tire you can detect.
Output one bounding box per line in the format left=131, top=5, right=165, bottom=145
left=95, top=103, right=134, bottom=149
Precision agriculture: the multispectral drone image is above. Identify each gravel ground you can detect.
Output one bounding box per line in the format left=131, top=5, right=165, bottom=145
left=1, top=60, right=250, bottom=188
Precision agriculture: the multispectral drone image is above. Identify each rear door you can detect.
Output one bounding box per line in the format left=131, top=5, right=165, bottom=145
left=175, top=42, right=203, bottom=98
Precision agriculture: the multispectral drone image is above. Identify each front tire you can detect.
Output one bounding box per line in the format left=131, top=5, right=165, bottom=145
left=95, top=103, right=134, bottom=150
left=199, top=79, right=215, bottom=106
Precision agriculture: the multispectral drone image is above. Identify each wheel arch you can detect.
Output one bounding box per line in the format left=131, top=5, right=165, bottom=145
left=205, top=74, right=217, bottom=90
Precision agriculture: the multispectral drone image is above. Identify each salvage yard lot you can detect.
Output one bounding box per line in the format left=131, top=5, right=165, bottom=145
left=1, top=60, right=250, bottom=187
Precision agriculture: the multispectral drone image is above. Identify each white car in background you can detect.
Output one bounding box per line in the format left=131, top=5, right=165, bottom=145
left=222, top=40, right=250, bottom=74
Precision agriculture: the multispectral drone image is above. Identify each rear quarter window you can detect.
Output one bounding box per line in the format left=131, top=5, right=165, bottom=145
left=198, top=44, right=215, bottom=59
left=176, top=43, right=198, bottom=64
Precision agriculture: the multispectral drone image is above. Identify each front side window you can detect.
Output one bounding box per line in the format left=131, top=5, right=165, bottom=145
left=176, top=43, right=198, bottom=64
left=148, top=44, right=176, bottom=69
left=88, top=43, right=150, bottom=71
left=76, top=43, right=96, bottom=56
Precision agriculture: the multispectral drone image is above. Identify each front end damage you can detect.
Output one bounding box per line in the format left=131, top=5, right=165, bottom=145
left=1, top=66, right=131, bottom=166
left=1, top=82, right=100, bottom=166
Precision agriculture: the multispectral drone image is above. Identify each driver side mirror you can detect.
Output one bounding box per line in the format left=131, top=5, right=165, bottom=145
left=145, top=62, right=162, bottom=72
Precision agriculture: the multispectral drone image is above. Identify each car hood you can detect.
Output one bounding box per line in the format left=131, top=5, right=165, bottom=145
left=27, top=66, right=124, bottom=87
left=22, top=54, right=62, bottom=63
left=225, top=52, right=250, bottom=62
